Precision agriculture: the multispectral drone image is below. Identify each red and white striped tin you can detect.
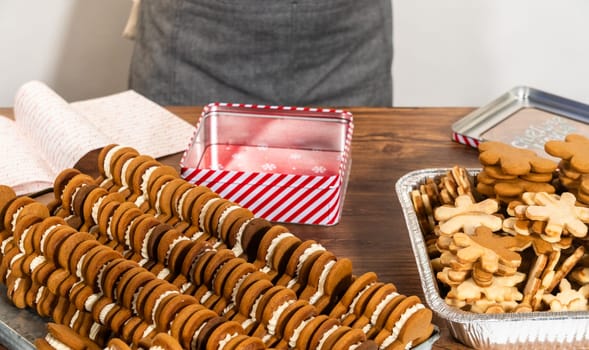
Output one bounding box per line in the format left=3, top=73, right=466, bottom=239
left=180, top=103, right=354, bottom=226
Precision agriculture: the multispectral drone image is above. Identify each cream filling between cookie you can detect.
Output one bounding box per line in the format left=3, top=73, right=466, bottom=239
left=106, top=216, right=114, bottom=240
left=165, top=236, right=190, bottom=265
left=349, top=342, right=362, bottom=350
left=29, top=255, right=46, bottom=273
left=35, top=286, right=45, bottom=306
left=91, top=195, right=106, bottom=224
left=9, top=252, right=24, bottom=270
left=18, top=226, right=32, bottom=253
left=89, top=322, right=101, bottom=340
left=136, top=166, right=159, bottom=207
left=380, top=303, right=425, bottom=350
left=45, top=333, right=72, bottom=350
left=154, top=181, right=169, bottom=215
left=218, top=332, right=240, bottom=350
left=370, top=291, right=400, bottom=326
left=118, top=157, right=135, bottom=192
left=317, top=324, right=339, bottom=350
left=191, top=322, right=208, bottom=349
left=288, top=316, right=314, bottom=348
left=39, top=224, right=60, bottom=254
left=70, top=185, right=83, bottom=214
left=267, top=299, right=294, bottom=335
left=151, top=290, right=179, bottom=324
left=231, top=272, right=252, bottom=304
left=156, top=267, right=171, bottom=280
left=180, top=282, right=193, bottom=294
left=287, top=243, right=326, bottom=288
left=141, top=226, right=157, bottom=259
left=99, top=302, right=116, bottom=325
left=232, top=217, right=254, bottom=257
left=309, top=259, right=336, bottom=305
left=84, top=293, right=102, bottom=312
left=69, top=309, right=80, bottom=329
left=103, top=145, right=124, bottom=180
left=142, top=324, right=156, bottom=339
left=199, top=197, right=221, bottom=231
left=217, top=205, right=241, bottom=237
left=262, top=232, right=294, bottom=273
left=176, top=188, right=191, bottom=221
left=200, top=290, right=214, bottom=304
left=249, top=293, right=264, bottom=321
left=1, top=237, right=13, bottom=254
left=10, top=207, right=24, bottom=233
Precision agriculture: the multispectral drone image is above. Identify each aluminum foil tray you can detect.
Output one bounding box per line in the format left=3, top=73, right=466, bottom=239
left=396, top=168, right=589, bottom=349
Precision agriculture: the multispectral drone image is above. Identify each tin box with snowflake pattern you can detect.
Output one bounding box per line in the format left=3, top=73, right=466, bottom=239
left=179, top=102, right=354, bottom=225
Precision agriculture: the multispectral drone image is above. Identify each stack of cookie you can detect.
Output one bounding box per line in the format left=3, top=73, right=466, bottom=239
left=0, top=144, right=436, bottom=350
left=545, top=134, right=589, bottom=205
left=411, top=135, right=589, bottom=314
left=475, top=141, right=557, bottom=204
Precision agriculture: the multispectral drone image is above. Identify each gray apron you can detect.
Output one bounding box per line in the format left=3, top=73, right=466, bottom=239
left=129, top=0, right=393, bottom=107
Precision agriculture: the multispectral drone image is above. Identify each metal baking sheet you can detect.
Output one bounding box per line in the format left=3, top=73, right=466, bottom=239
left=0, top=285, right=42, bottom=350
left=396, top=168, right=589, bottom=349
left=451, top=86, right=589, bottom=158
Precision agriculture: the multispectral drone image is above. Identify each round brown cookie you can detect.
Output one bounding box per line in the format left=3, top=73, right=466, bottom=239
left=79, top=186, right=109, bottom=231
left=154, top=228, right=183, bottom=263
left=222, top=207, right=254, bottom=246
left=83, top=247, right=124, bottom=290
left=133, top=277, right=169, bottom=317
left=212, top=256, right=247, bottom=297
left=203, top=248, right=236, bottom=289
left=100, top=257, right=138, bottom=299
left=179, top=308, right=218, bottom=349
left=169, top=303, right=206, bottom=339
left=34, top=286, right=57, bottom=318
left=186, top=192, right=221, bottom=236
left=205, top=199, right=236, bottom=237
left=329, top=272, right=378, bottom=319
left=252, top=224, right=291, bottom=268
left=127, top=160, right=162, bottom=202
left=21, top=253, right=40, bottom=277
left=268, top=299, right=309, bottom=341
left=149, top=332, right=183, bottom=350
left=105, top=337, right=133, bottom=350
left=194, top=196, right=223, bottom=233
left=298, top=251, right=337, bottom=299
left=179, top=240, right=214, bottom=277
left=221, top=259, right=256, bottom=301
left=55, top=231, right=96, bottom=271
left=175, top=185, right=212, bottom=227
left=205, top=319, right=245, bottom=350
left=48, top=168, right=82, bottom=212
left=112, top=206, right=143, bottom=246
left=258, top=286, right=298, bottom=333
left=152, top=178, right=187, bottom=222
left=333, top=328, right=369, bottom=349
left=46, top=268, right=77, bottom=296
left=341, top=282, right=385, bottom=327
left=109, top=148, right=140, bottom=190
left=218, top=334, right=252, bottom=350
left=292, top=314, right=329, bottom=350
left=316, top=324, right=350, bottom=350
left=234, top=218, right=273, bottom=262
left=43, top=225, right=77, bottom=264
left=191, top=247, right=220, bottom=286
left=51, top=295, right=72, bottom=324
left=13, top=214, right=44, bottom=254
left=42, top=322, right=101, bottom=350
left=268, top=234, right=302, bottom=281
left=193, top=315, right=227, bottom=350
left=372, top=293, right=407, bottom=335
left=96, top=201, right=122, bottom=241
left=276, top=239, right=323, bottom=286
left=129, top=215, right=160, bottom=254
left=60, top=174, right=96, bottom=217
left=166, top=238, right=194, bottom=275
left=108, top=307, right=133, bottom=335
left=30, top=259, right=57, bottom=287
left=376, top=296, right=433, bottom=348
left=3, top=196, right=37, bottom=234
left=351, top=283, right=399, bottom=337
left=142, top=283, right=180, bottom=325
left=0, top=185, right=17, bottom=233
left=140, top=165, right=179, bottom=210
left=145, top=223, right=175, bottom=260
left=277, top=301, right=316, bottom=348
left=96, top=144, right=121, bottom=181
left=71, top=183, right=98, bottom=220
left=117, top=155, right=155, bottom=198
left=147, top=174, right=178, bottom=216
left=155, top=293, right=199, bottom=333
left=168, top=180, right=195, bottom=223
left=231, top=270, right=271, bottom=307
left=90, top=296, right=114, bottom=323
left=119, top=316, right=144, bottom=344
left=68, top=238, right=101, bottom=277
left=233, top=277, right=274, bottom=324
left=6, top=273, right=30, bottom=308
left=116, top=267, right=151, bottom=308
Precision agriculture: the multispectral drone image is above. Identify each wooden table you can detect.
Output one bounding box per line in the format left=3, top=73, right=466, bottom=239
left=0, top=106, right=480, bottom=349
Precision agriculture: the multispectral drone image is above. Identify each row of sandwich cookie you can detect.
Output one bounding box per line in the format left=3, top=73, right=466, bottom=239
left=34, top=173, right=432, bottom=349
left=0, top=191, right=386, bottom=348
left=0, top=187, right=307, bottom=349
left=3, top=144, right=436, bottom=349
left=46, top=162, right=356, bottom=309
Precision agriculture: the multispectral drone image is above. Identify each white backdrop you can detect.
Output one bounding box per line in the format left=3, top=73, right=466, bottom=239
left=2, top=1, right=589, bottom=107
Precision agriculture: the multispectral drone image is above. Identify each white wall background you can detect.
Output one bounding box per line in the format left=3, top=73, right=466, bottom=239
left=2, top=1, right=589, bottom=107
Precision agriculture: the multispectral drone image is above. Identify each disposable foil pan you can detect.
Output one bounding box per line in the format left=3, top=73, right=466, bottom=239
left=396, top=168, right=589, bottom=349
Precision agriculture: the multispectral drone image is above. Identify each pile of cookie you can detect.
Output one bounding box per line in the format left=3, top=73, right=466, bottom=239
left=411, top=133, right=589, bottom=313
left=0, top=144, right=435, bottom=349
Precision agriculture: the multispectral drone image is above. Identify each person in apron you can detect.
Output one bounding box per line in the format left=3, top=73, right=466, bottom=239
left=127, top=0, right=393, bottom=107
